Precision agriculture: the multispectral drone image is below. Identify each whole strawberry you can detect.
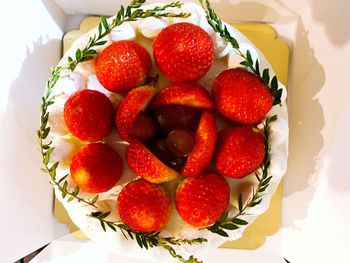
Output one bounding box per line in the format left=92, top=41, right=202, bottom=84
left=214, top=126, right=265, bottom=179
left=64, top=89, right=114, bottom=142
left=117, top=179, right=171, bottom=232
left=212, top=68, right=273, bottom=125
left=70, top=143, right=123, bottom=193
left=175, top=172, right=230, bottom=227
left=153, top=22, right=214, bottom=82
left=96, top=40, right=151, bottom=93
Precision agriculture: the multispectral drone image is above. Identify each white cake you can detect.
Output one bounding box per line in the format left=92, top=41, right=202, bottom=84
left=43, top=2, right=288, bottom=262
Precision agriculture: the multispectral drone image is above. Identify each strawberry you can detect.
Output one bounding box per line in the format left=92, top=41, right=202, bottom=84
left=96, top=40, right=151, bottom=93
left=182, top=111, right=217, bottom=177
left=175, top=172, right=230, bottom=227
left=214, top=126, right=265, bottom=179
left=153, top=22, right=214, bottom=82
left=117, top=179, right=171, bottom=232
left=116, top=84, right=156, bottom=142
left=64, top=89, right=114, bottom=142
left=70, top=143, right=123, bottom=193
left=150, top=82, right=215, bottom=111
left=212, top=68, right=273, bottom=125
left=126, top=139, right=179, bottom=184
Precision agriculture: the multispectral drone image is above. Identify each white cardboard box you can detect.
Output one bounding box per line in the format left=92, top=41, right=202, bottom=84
left=2, top=0, right=350, bottom=262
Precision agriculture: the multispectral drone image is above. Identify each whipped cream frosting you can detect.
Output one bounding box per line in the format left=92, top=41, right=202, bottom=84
left=46, top=3, right=289, bottom=262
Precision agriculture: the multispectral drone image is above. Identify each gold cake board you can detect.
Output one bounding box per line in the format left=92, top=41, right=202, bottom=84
left=55, top=17, right=289, bottom=250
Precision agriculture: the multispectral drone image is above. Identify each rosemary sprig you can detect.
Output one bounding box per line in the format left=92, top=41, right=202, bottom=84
left=68, top=0, right=190, bottom=71
left=206, top=115, right=277, bottom=237
left=37, top=66, right=100, bottom=208
left=199, top=0, right=283, bottom=105
left=38, top=0, right=189, bottom=208
left=89, top=212, right=206, bottom=263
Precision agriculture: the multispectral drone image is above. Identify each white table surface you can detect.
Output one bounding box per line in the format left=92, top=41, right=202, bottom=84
left=1, top=0, right=350, bottom=263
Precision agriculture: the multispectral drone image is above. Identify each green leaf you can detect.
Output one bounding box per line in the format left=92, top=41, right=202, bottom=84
left=255, top=59, right=260, bottom=76
left=251, top=198, right=262, bottom=207
left=259, top=184, right=269, bottom=192
left=62, top=181, right=68, bottom=192
left=219, top=211, right=228, bottom=222
left=100, top=220, right=106, bottom=232
left=99, top=211, right=111, bottom=219
left=142, top=237, right=148, bottom=249
left=127, top=230, right=134, bottom=240
left=58, top=174, right=69, bottom=184
left=94, top=41, right=107, bottom=46
left=68, top=197, right=74, bottom=202
left=100, top=15, right=109, bottom=31
left=73, top=186, right=79, bottom=196
left=98, top=23, right=102, bottom=36
left=126, top=6, right=131, bottom=17
left=238, top=194, right=243, bottom=213
left=221, top=224, right=238, bottom=230
left=75, top=49, right=82, bottom=61
left=255, top=172, right=261, bottom=182
left=107, top=222, right=116, bottom=231
left=136, top=235, right=143, bottom=248
left=240, top=60, right=251, bottom=67
left=49, top=161, right=59, bottom=172
left=232, top=218, right=248, bottom=225
left=68, top=56, right=73, bottom=63
left=80, top=56, right=94, bottom=62
left=62, top=191, right=67, bottom=199
left=91, top=212, right=103, bottom=217
left=86, top=49, right=97, bottom=54
left=117, top=224, right=129, bottom=230
left=271, top=75, right=278, bottom=91
left=262, top=68, right=270, bottom=85
left=41, top=127, right=50, bottom=139
left=91, top=194, right=99, bottom=204
left=215, top=229, right=229, bottom=237
left=262, top=176, right=272, bottom=186
left=246, top=50, right=253, bottom=64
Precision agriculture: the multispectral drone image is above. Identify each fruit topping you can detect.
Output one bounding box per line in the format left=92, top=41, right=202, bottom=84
left=175, top=172, right=230, bottom=227
left=64, top=89, right=114, bottom=142
left=146, top=138, right=187, bottom=172
left=70, top=143, right=123, bottom=193
left=117, top=179, right=171, bottom=232
left=153, top=22, right=214, bottom=82
left=129, top=111, right=156, bottom=141
left=153, top=105, right=200, bottom=133
left=166, top=128, right=195, bottom=157
left=150, top=82, right=215, bottom=111
left=182, top=111, right=217, bottom=177
left=214, top=126, right=265, bottom=179
left=116, top=84, right=156, bottom=142
left=212, top=68, right=273, bottom=125
left=96, top=40, right=151, bottom=93
left=126, top=139, right=179, bottom=183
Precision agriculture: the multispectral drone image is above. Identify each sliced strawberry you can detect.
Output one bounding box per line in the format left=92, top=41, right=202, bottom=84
left=116, top=85, right=156, bottom=142
left=126, top=139, right=179, bottom=184
left=150, top=82, right=215, bottom=111
left=181, top=111, right=218, bottom=177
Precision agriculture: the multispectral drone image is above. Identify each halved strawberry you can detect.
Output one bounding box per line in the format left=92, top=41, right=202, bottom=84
left=126, top=139, right=179, bottom=184
left=115, top=84, right=156, bottom=142
left=181, top=111, right=217, bottom=177
left=150, top=82, right=215, bottom=111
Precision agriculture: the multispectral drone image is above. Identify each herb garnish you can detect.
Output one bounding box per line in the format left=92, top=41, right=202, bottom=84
left=206, top=115, right=277, bottom=237
left=89, top=211, right=206, bottom=263
left=199, top=0, right=283, bottom=105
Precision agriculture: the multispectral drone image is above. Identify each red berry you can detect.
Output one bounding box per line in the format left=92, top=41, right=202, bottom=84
left=126, top=139, right=179, bottom=183
left=116, top=85, right=156, bottom=142
left=96, top=40, right=151, bottom=93
left=150, top=82, right=215, bottom=111
left=129, top=111, right=156, bottom=141
left=212, top=68, right=273, bottom=125
left=214, top=126, right=265, bottom=178
left=64, top=90, right=114, bottom=142
left=70, top=143, right=123, bottom=193
left=153, top=23, right=214, bottom=82
left=181, top=111, right=217, bottom=177
left=166, top=128, right=195, bottom=157
left=117, top=179, right=171, bottom=232
left=175, top=172, right=230, bottom=227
